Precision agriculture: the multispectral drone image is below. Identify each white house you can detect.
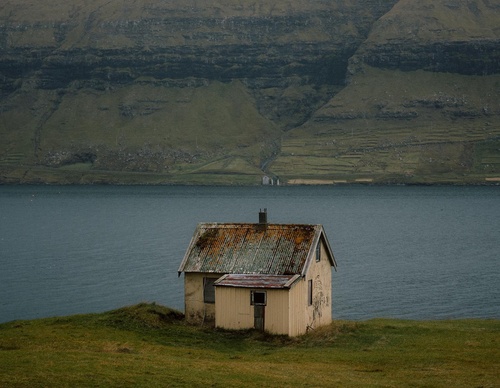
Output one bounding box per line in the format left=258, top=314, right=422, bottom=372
left=177, top=210, right=337, bottom=336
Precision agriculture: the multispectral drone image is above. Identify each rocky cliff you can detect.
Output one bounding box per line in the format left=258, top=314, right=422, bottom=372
left=0, top=0, right=499, bottom=184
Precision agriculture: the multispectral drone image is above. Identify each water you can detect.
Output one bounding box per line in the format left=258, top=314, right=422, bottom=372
left=1, top=185, right=499, bottom=323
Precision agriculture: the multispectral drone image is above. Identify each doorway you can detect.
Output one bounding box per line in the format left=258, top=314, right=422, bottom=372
left=254, top=305, right=265, bottom=331
left=251, top=290, right=267, bottom=331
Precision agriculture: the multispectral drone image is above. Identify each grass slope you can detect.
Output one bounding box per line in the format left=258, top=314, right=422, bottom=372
left=0, top=80, right=279, bottom=185
left=367, top=0, right=500, bottom=43
left=0, top=303, right=498, bottom=387
left=271, top=68, right=500, bottom=184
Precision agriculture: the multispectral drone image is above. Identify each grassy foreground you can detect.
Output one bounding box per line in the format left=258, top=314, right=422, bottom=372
left=0, top=304, right=498, bottom=387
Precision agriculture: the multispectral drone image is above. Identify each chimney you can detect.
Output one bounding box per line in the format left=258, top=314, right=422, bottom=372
left=259, top=208, right=268, bottom=227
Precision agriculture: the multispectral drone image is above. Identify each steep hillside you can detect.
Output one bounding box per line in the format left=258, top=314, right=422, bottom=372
left=271, top=0, right=500, bottom=184
left=0, top=0, right=498, bottom=184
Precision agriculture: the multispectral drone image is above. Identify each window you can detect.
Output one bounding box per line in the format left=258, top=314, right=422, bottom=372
left=316, top=242, right=321, bottom=262
left=251, top=290, right=267, bottom=306
left=308, top=279, right=313, bottom=306
left=203, top=277, right=217, bottom=304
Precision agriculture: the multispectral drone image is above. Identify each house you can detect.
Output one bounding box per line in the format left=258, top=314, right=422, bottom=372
left=177, top=210, right=337, bottom=336
left=261, top=175, right=280, bottom=186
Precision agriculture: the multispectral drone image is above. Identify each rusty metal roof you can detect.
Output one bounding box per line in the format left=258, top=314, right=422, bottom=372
left=214, top=274, right=302, bottom=289
left=178, top=223, right=336, bottom=276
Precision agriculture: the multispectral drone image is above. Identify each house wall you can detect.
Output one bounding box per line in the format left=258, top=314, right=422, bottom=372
left=288, top=279, right=308, bottom=336
left=184, top=272, right=221, bottom=324
left=215, top=287, right=292, bottom=335
left=214, top=287, right=253, bottom=330
left=264, top=289, right=290, bottom=335
left=304, top=239, right=333, bottom=329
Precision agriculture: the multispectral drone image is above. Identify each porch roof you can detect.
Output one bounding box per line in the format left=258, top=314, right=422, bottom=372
left=214, top=273, right=301, bottom=289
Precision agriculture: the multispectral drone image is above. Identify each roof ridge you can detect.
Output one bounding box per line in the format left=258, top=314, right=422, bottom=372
left=198, top=222, right=322, bottom=227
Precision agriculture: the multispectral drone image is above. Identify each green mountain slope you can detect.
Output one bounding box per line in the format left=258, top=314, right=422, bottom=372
left=0, top=0, right=498, bottom=184
left=271, top=0, right=500, bottom=184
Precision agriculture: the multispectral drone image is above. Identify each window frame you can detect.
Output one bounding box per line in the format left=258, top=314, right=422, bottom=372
left=250, top=290, right=267, bottom=306
left=203, top=277, right=218, bottom=304
left=308, top=279, right=313, bottom=306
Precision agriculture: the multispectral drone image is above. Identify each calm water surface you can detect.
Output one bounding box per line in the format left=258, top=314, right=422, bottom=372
left=0, top=185, right=499, bottom=323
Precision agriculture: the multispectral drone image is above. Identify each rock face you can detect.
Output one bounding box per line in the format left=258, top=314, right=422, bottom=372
left=0, top=0, right=499, bottom=184
left=352, top=0, right=500, bottom=75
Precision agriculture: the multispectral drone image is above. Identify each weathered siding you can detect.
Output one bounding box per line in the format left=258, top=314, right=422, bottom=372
left=214, top=287, right=253, bottom=330
left=184, top=272, right=220, bottom=324
left=263, top=289, right=289, bottom=335
left=289, top=278, right=308, bottom=336
left=215, top=287, right=291, bottom=335
left=305, top=240, right=332, bottom=329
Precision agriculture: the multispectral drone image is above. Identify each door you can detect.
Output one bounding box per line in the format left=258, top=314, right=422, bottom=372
left=254, top=305, right=265, bottom=331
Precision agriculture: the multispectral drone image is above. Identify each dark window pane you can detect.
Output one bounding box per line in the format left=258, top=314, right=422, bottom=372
left=204, top=277, right=217, bottom=303
left=251, top=291, right=267, bottom=306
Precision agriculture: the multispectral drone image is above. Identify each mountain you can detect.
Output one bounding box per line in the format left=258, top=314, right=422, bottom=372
left=1, top=0, right=499, bottom=185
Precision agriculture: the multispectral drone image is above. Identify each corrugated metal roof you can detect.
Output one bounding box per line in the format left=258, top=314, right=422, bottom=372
left=178, top=223, right=330, bottom=276
left=214, top=274, right=301, bottom=289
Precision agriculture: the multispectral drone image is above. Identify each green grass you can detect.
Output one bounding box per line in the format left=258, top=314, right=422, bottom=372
left=0, top=153, right=26, bottom=167
left=0, top=303, right=498, bottom=387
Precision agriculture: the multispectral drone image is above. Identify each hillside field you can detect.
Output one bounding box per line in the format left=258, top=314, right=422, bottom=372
left=0, top=303, right=498, bottom=387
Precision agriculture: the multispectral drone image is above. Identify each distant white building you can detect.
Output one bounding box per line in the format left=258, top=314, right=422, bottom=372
left=262, top=175, right=280, bottom=185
